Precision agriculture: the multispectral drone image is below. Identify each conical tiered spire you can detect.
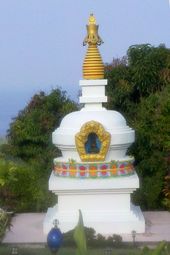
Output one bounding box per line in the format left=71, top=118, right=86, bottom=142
left=83, top=14, right=104, bottom=80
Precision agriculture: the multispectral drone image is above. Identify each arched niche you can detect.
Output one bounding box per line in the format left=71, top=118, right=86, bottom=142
left=75, top=121, right=111, bottom=162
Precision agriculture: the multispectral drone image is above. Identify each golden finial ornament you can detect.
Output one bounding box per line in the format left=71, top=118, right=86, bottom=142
left=83, top=14, right=103, bottom=46
left=83, top=14, right=104, bottom=80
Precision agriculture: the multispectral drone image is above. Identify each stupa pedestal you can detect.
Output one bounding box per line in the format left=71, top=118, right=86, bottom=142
left=44, top=14, right=145, bottom=235
left=44, top=172, right=145, bottom=234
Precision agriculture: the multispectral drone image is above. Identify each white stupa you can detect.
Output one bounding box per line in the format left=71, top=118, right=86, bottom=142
left=44, top=14, right=145, bottom=235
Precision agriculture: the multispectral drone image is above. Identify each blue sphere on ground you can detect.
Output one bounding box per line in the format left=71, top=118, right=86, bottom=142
left=47, top=227, right=63, bottom=253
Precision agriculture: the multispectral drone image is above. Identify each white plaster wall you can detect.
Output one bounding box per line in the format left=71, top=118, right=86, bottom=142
left=58, top=193, right=131, bottom=212
left=81, top=86, right=105, bottom=97
left=44, top=172, right=145, bottom=235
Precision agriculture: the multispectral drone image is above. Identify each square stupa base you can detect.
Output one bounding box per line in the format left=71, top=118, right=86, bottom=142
left=43, top=172, right=145, bottom=235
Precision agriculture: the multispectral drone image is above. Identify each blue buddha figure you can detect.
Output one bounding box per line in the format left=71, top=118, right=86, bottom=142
left=85, top=132, right=101, bottom=154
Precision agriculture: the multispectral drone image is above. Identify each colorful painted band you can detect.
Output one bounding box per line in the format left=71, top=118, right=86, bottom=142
left=53, top=160, right=134, bottom=178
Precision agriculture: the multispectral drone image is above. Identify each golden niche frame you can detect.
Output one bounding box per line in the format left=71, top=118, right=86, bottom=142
left=75, top=120, right=111, bottom=162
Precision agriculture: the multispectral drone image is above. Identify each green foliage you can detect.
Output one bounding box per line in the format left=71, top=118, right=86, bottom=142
left=162, top=175, right=170, bottom=210
left=0, top=88, right=77, bottom=212
left=64, top=226, right=122, bottom=249
left=141, top=242, right=170, bottom=255
left=105, top=60, right=134, bottom=117
left=0, top=209, right=11, bottom=240
left=0, top=156, right=55, bottom=212
left=73, top=210, right=87, bottom=255
left=105, top=44, right=170, bottom=209
left=5, top=88, right=77, bottom=165
left=128, top=44, right=170, bottom=96
left=131, top=85, right=170, bottom=209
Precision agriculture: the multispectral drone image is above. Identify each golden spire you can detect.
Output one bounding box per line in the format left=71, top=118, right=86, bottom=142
left=83, top=14, right=104, bottom=80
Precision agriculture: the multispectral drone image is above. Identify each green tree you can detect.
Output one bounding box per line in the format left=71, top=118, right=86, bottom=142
left=0, top=156, right=54, bottom=212
left=131, top=85, right=170, bottom=209
left=128, top=44, right=170, bottom=97
left=105, top=56, right=134, bottom=117
left=0, top=88, right=78, bottom=212
left=4, top=88, right=77, bottom=166
left=105, top=44, right=170, bottom=209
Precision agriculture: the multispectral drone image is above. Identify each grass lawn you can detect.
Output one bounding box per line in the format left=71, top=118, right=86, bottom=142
left=0, top=246, right=142, bottom=255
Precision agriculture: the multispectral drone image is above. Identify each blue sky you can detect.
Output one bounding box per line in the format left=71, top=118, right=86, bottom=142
left=0, top=0, right=170, bottom=136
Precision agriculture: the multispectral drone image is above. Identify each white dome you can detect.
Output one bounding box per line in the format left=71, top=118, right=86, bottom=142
left=60, top=110, right=126, bottom=132
left=52, top=79, right=134, bottom=162
left=52, top=109, right=134, bottom=162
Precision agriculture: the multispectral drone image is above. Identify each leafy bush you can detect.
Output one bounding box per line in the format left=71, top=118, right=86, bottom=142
left=0, top=156, right=55, bottom=212
left=0, top=208, right=11, bottom=241
left=162, top=175, right=170, bottom=210
left=141, top=241, right=170, bottom=255
left=131, top=85, right=170, bottom=209
left=0, top=88, right=77, bottom=212
left=4, top=88, right=77, bottom=166
left=63, top=227, right=123, bottom=248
